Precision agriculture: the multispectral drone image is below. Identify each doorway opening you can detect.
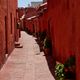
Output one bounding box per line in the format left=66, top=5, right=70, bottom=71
left=5, top=16, right=8, bottom=57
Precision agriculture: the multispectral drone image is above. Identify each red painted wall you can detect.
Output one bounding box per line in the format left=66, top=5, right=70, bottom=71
left=22, top=7, right=37, bottom=33
left=75, top=0, right=80, bottom=79
left=34, top=18, right=39, bottom=33
left=18, top=8, right=25, bottom=18
left=0, top=0, right=18, bottom=67
left=7, top=0, right=18, bottom=54
left=37, top=4, right=48, bottom=33
left=47, top=0, right=80, bottom=79
left=0, top=0, right=7, bottom=67
left=47, top=0, right=75, bottom=62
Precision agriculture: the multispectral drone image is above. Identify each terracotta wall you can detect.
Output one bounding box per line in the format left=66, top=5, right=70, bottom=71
left=37, top=11, right=48, bottom=33
left=7, top=0, right=18, bottom=54
left=47, top=0, right=80, bottom=79
left=0, top=0, right=18, bottom=67
left=75, top=0, right=80, bottom=79
left=47, top=0, right=74, bottom=62
left=18, top=8, right=25, bottom=18
left=0, top=0, right=7, bottom=67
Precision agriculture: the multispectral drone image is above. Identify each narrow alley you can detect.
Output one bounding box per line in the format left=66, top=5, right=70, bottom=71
left=0, top=31, right=55, bottom=80
left=0, top=0, right=78, bottom=79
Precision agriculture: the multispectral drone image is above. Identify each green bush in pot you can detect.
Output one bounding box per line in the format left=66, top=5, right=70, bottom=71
left=55, top=63, right=65, bottom=80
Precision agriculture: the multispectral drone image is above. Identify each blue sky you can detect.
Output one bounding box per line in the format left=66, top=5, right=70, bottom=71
left=18, top=0, right=43, bottom=7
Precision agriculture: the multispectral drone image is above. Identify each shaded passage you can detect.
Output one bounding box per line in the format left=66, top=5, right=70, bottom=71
left=0, top=31, right=55, bottom=80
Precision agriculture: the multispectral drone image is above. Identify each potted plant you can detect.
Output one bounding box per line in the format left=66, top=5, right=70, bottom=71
left=54, top=55, right=75, bottom=80
left=55, top=63, right=65, bottom=80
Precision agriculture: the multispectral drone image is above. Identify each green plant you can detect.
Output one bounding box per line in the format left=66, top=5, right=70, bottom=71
left=55, top=56, right=75, bottom=80
left=64, top=55, right=75, bottom=68
left=55, top=63, right=65, bottom=80
left=39, top=31, right=46, bottom=41
left=64, top=55, right=75, bottom=79
left=44, top=38, right=51, bottom=48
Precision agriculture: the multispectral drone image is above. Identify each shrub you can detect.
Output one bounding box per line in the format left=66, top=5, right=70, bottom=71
left=39, top=31, right=46, bottom=41
left=64, top=55, right=75, bottom=79
left=44, top=38, right=51, bottom=48
left=55, top=63, right=65, bottom=80
left=55, top=56, right=75, bottom=80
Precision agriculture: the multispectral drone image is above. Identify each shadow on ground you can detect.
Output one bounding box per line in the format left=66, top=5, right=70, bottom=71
left=43, top=54, right=56, bottom=79
left=34, top=37, right=56, bottom=79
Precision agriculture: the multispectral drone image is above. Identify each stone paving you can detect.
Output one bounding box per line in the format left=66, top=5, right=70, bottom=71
left=0, top=31, right=55, bottom=80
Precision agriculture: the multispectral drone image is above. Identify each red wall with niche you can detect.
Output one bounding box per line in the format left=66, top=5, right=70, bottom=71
left=0, top=0, right=18, bottom=67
